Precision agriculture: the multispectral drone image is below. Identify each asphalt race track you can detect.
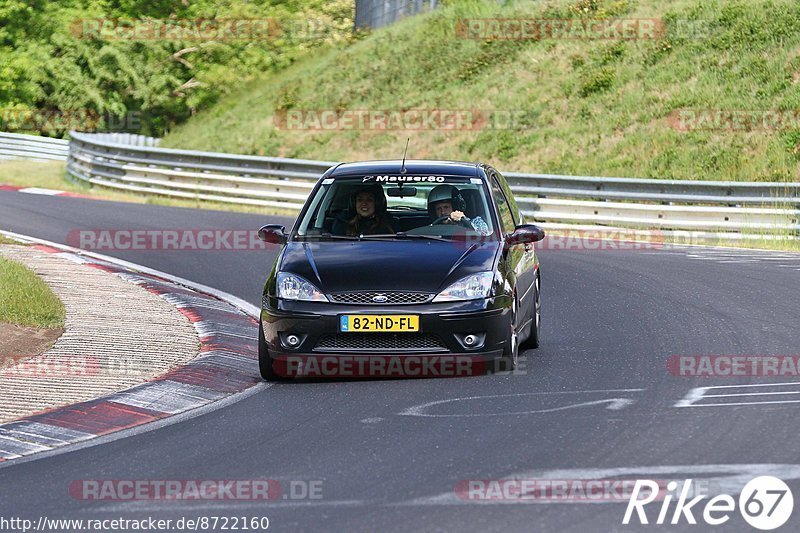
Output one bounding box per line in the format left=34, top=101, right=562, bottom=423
left=2, top=190, right=800, bottom=531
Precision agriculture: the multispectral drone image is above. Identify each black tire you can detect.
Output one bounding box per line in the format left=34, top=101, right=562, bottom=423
left=520, top=273, right=541, bottom=350
left=499, top=295, right=519, bottom=372
left=258, top=322, right=281, bottom=381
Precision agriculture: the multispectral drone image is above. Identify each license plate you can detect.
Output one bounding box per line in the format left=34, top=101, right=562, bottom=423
left=339, top=315, right=419, bottom=332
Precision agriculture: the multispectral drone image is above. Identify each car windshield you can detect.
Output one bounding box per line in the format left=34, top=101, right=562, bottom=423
left=294, top=175, right=497, bottom=239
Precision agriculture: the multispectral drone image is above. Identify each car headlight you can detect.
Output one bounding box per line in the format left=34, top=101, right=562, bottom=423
left=276, top=272, right=328, bottom=302
left=433, top=272, right=494, bottom=302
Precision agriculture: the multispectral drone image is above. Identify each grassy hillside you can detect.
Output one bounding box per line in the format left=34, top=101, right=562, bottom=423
left=162, top=0, right=800, bottom=182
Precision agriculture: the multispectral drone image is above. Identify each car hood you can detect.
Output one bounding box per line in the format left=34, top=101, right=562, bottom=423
left=280, top=239, right=499, bottom=294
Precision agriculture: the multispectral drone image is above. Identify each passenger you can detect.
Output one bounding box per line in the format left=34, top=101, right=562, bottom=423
left=332, top=185, right=395, bottom=236
left=427, top=185, right=490, bottom=235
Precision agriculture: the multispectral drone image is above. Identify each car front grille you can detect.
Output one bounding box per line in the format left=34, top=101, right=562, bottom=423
left=314, top=333, right=447, bottom=352
left=328, top=292, right=433, bottom=305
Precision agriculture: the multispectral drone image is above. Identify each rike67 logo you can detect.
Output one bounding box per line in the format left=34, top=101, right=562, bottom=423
left=623, top=476, right=793, bottom=530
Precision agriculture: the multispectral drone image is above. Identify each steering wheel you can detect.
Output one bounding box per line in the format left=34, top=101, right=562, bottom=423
left=430, top=216, right=452, bottom=226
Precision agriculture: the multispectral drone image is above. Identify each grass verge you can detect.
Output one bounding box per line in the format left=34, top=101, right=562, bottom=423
left=0, top=253, right=65, bottom=328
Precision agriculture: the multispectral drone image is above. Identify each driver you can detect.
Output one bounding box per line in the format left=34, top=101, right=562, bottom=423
left=427, top=185, right=490, bottom=235
left=332, top=184, right=396, bottom=236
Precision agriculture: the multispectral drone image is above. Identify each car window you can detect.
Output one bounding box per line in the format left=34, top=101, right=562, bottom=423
left=294, top=176, right=496, bottom=238
left=494, top=170, right=521, bottom=223
left=490, top=176, right=516, bottom=234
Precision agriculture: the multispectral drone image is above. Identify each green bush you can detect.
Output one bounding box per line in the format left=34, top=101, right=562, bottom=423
left=0, top=0, right=354, bottom=137
left=578, top=67, right=615, bottom=97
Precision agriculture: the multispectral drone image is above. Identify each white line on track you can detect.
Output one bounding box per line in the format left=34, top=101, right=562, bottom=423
left=674, top=382, right=800, bottom=408
left=399, top=389, right=643, bottom=418
left=17, top=187, right=66, bottom=195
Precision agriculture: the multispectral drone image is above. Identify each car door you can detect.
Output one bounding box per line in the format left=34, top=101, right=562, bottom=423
left=489, top=169, right=537, bottom=332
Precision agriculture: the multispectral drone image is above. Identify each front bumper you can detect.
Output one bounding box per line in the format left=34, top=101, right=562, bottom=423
left=261, top=296, right=511, bottom=377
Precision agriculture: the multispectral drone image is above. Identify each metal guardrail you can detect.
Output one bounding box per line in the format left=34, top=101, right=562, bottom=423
left=0, top=132, right=69, bottom=162
left=67, top=131, right=330, bottom=210
left=505, top=173, right=800, bottom=236
left=0, top=130, right=791, bottom=238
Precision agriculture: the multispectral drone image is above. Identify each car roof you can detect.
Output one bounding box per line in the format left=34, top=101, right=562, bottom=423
left=327, top=160, right=485, bottom=178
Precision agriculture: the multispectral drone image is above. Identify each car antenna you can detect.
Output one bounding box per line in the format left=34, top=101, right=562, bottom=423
left=400, top=137, right=409, bottom=174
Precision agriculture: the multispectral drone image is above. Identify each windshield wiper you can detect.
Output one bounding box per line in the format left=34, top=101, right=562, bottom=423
left=353, top=233, right=406, bottom=241
left=346, top=232, right=449, bottom=242
left=318, top=233, right=397, bottom=241
left=299, top=232, right=449, bottom=242
left=295, top=233, right=360, bottom=241
left=392, top=232, right=449, bottom=242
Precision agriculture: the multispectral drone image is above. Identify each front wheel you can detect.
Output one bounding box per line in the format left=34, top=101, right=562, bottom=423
left=521, top=274, right=541, bottom=350
left=499, top=296, right=519, bottom=372
left=258, top=322, right=281, bottom=381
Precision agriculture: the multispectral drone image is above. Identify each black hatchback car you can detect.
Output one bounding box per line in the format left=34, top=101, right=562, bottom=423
left=257, top=160, right=544, bottom=380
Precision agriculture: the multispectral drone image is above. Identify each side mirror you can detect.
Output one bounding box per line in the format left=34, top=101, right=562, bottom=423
left=506, top=224, right=545, bottom=246
left=258, top=224, right=287, bottom=245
